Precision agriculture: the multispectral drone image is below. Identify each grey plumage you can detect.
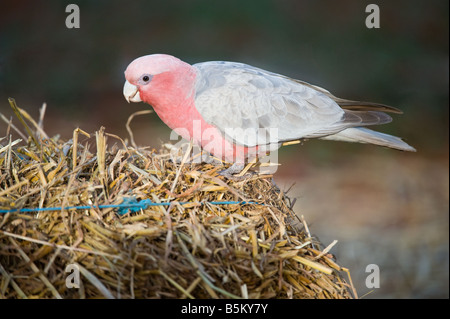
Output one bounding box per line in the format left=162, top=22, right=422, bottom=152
left=193, top=61, right=415, bottom=152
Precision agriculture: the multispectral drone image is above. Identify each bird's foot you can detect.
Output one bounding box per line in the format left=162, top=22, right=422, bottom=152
left=219, top=163, right=256, bottom=181
left=201, top=154, right=223, bottom=165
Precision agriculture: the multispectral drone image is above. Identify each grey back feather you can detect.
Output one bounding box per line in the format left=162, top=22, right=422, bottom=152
left=193, top=61, right=396, bottom=147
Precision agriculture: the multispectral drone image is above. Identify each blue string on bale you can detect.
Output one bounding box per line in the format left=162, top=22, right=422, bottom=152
left=0, top=197, right=260, bottom=215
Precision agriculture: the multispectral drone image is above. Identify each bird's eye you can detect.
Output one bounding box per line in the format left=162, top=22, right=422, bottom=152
left=138, top=74, right=153, bottom=85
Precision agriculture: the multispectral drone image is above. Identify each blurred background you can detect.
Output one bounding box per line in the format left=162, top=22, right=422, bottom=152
left=0, top=0, right=448, bottom=298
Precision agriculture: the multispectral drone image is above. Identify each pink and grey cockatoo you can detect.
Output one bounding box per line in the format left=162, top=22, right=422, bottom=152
left=123, top=54, right=415, bottom=173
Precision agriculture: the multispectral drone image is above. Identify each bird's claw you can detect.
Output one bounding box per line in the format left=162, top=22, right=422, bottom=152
left=218, top=163, right=255, bottom=181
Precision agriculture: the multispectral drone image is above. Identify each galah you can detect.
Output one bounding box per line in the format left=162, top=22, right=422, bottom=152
left=123, top=54, right=415, bottom=173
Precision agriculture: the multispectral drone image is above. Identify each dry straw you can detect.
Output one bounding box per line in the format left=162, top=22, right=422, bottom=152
left=0, top=99, right=355, bottom=299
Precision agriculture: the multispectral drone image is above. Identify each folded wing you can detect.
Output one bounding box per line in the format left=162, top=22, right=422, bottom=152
left=193, top=61, right=410, bottom=150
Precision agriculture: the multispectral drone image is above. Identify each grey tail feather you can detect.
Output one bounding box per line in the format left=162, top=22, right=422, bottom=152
left=320, top=127, right=416, bottom=152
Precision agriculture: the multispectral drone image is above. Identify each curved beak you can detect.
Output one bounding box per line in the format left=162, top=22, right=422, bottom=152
left=123, top=80, right=142, bottom=103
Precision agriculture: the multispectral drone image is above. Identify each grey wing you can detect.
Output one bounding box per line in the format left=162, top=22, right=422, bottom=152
left=193, top=61, right=392, bottom=147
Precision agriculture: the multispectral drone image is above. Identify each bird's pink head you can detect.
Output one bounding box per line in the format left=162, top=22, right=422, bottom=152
left=123, top=54, right=196, bottom=109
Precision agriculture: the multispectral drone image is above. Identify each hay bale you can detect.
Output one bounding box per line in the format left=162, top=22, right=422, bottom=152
left=0, top=104, right=355, bottom=299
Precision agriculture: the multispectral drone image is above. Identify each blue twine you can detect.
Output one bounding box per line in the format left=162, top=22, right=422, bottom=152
left=0, top=197, right=259, bottom=215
